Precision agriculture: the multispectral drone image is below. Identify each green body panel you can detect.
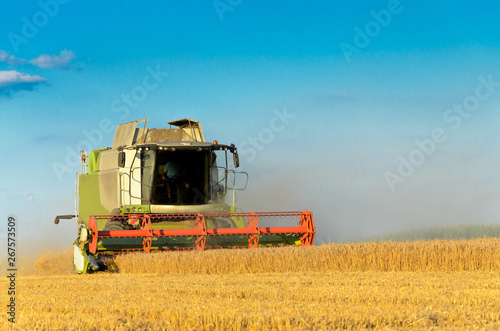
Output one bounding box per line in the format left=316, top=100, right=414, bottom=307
left=120, top=205, right=151, bottom=214
left=79, top=173, right=110, bottom=229
left=230, top=215, right=245, bottom=228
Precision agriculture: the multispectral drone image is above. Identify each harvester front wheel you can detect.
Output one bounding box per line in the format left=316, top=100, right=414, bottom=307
left=103, top=220, right=126, bottom=231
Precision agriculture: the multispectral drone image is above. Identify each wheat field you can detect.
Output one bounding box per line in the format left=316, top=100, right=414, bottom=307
left=114, top=238, right=500, bottom=273
left=2, top=239, right=500, bottom=330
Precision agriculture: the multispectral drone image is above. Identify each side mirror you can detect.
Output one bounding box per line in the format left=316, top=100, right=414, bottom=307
left=118, top=151, right=126, bottom=167
left=233, top=152, right=240, bottom=168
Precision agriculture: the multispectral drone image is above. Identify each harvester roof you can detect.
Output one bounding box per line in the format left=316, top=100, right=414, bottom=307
left=112, top=118, right=206, bottom=150
left=167, top=118, right=201, bottom=127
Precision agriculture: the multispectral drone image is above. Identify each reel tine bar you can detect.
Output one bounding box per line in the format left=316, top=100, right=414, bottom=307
left=88, top=210, right=314, bottom=253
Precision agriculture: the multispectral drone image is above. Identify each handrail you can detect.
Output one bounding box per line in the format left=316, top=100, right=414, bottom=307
left=74, top=171, right=79, bottom=223
left=119, top=172, right=132, bottom=205
left=226, top=170, right=249, bottom=206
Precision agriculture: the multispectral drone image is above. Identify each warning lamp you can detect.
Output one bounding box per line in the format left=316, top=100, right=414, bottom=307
left=213, top=140, right=218, bottom=145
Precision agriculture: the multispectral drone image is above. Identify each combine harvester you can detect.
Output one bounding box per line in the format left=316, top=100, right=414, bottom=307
left=55, top=118, right=315, bottom=274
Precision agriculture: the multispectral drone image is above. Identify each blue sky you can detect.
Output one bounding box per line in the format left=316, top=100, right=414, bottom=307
left=1, top=1, right=500, bottom=246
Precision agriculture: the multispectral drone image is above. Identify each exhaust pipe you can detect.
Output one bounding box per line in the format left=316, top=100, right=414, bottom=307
left=54, top=215, right=75, bottom=224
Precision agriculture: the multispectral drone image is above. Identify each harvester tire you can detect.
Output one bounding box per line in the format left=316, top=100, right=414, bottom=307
left=103, top=220, right=126, bottom=231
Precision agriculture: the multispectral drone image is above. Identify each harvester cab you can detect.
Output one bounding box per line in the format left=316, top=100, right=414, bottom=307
left=55, top=118, right=315, bottom=274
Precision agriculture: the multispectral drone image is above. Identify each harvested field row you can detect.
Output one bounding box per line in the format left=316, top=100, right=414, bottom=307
left=114, top=238, right=500, bottom=274
left=2, top=271, right=500, bottom=330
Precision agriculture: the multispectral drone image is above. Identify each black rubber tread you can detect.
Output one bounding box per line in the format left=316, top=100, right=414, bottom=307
left=103, top=220, right=126, bottom=231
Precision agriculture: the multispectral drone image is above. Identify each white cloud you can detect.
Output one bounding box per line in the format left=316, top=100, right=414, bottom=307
left=0, top=50, right=25, bottom=65
left=0, top=49, right=76, bottom=95
left=0, top=48, right=77, bottom=69
left=0, top=70, right=45, bottom=86
left=29, top=49, right=76, bottom=69
left=0, top=70, right=46, bottom=95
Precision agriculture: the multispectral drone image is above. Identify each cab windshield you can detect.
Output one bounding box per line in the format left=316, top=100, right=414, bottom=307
left=148, top=150, right=225, bottom=205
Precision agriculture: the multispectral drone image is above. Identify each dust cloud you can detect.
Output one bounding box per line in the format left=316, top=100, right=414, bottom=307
left=33, top=247, right=74, bottom=275
left=1, top=216, right=77, bottom=276
left=235, top=150, right=500, bottom=243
